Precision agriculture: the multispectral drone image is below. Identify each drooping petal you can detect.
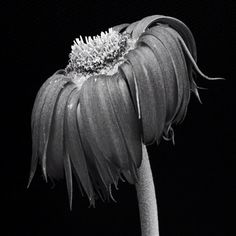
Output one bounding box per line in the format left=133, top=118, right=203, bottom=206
left=78, top=76, right=122, bottom=199
left=29, top=71, right=70, bottom=185
left=162, top=27, right=191, bottom=123
left=154, top=25, right=199, bottom=102
left=137, top=34, right=178, bottom=126
left=29, top=74, right=56, bottom=186
left=64, top=88, right=94, bottom=204
left=31, top=70, right=66, bottom=130
left=118, top=61, right=139, bottom=116
left=131, top=15, right=162, bottom=39
left=125, top=45, right=167, bottom=144
left=39, top=76, right=71, bottom=180
left=77, top=102, right=116, bottom=201
left=45, top=82, right=76, bottom=180
left=80, top=76, right=130, bottom=169
left=178, top=36, right=224, bottom=81
left=147, top=25, right=190, bottom=124
left=112, top=23, right=129, bottom=33
left=78, top=74, right=141, bottom=195
left=134, top=45, right=167, bottom=143
left=125, top=49, right=158, bottom=144
left=64, top=153, right=73, bottom=209
left=132, top=15, right=197, bottom=61
left=106, top=73, right=142, bottom=169
left=125, top=21, right=139, bottom=34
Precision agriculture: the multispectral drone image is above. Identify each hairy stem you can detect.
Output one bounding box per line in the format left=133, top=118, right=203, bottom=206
left=136, top=145, right=160, bottom=236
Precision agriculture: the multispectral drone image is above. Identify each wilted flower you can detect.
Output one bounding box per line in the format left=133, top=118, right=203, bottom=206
left=28, top=15, right=221, bottom=212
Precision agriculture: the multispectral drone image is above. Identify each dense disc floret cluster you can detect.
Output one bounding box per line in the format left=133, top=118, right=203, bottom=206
left=66, top=28, right=133, bottom=76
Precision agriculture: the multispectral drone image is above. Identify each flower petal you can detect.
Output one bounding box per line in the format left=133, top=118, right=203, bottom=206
left=147, top=26, right=189, bottom=124
left=39, top=76, right=71, bottom=180
left=29, top=72, right=70, bottom=184
left=78, top=76, right=139, bottom=199
left=64, top=88, right=94, bottom=205
left=106, top=73, right=142, bottom=168
left=80, top=76, right=130, bottom=168
left=112, top=23, right=129, bottom=33
left=118, top=61, right=139, bottom=116
left=162, top=27, right=191, bottom=123
left=134, top=45, right=167, bottom=143
left=45, top=82, right=76, bottom=180
left=132, top=15, right=197, bottom=61
left=125, top=48, right=160, bottom=144
left=77, top=102, right=117, bottom=201
left=132, top=15, right=163, bottom=39
left=125, top=21, right=139, bottom=34
left=178, top=36, right=224, bottom=81
left=29, top=70, right=66, bottom=187
left=64, top=153, right=73, bottom=209
left=137, top=34, right=178, bottom=126
left=31, top=70, right=66, bottom=130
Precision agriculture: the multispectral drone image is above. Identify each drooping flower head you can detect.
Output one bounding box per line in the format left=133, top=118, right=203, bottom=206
left=28, top=15, right=221, bottom=207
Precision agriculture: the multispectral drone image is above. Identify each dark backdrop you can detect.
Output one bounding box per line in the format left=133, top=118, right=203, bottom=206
left=3, top=0, right=234, bottom=235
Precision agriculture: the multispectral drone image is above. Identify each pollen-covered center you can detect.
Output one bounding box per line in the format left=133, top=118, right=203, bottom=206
left=66, top=28, right=135, bottom=76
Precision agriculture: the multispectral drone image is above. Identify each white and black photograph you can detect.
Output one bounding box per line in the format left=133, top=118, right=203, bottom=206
left=3, top=0, right=234, bottom=235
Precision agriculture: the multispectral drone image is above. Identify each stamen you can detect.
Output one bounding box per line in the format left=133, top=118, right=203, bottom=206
left=66, top=28, right=135, bottom=77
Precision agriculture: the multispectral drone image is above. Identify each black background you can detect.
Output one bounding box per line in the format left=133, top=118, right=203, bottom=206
left=3, top=0, right=234, bottom=235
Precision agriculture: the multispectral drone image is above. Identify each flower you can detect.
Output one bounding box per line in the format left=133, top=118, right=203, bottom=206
left=28, top=15, right=221, bottom=208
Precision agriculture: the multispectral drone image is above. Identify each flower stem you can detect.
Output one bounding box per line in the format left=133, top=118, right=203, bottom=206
left=136, top=145, right=160, bottom=236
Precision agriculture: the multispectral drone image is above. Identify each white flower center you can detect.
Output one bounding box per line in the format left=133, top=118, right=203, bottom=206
left=66, top=28, right=135, bottom=77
